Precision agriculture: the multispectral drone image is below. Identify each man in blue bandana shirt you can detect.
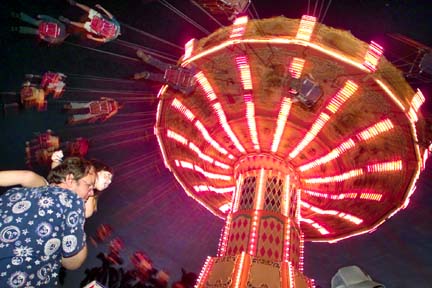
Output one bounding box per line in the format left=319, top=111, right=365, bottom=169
left=0, top=157, right=95, bottom=287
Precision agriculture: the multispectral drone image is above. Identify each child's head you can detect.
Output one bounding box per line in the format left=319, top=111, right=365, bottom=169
left=90, top=159, right=113, bottom=192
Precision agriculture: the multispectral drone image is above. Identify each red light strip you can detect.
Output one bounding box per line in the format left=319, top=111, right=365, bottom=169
left=212, top=102, right=246, bottom=153
left=194, top=121, right=233, bottom=157
left=236, top=56, right=253, bottom=90
left=217, top=213, right=232, bottom=256
left=289, top=81, right=358, bottom=159
left=282, top=175, right=291, bottom=216
left=194, top=71, right=246, bottom=153
left=366, top=160, right=403, bottom=172
left=245, top=94, right=260, bottom=150
left=296, top=15, right=317, bottom=41
left=303, top=168, right=363, bottom=184
left=302, top=189, right=382, bottom=201
left=299, top=232, right=305, bottom=272
left=299, top=138, right=355, bottom=171
left=408, top=89, right=425, bottom=123
left=283, top=218, right=291, bottom=262
left=356, top=118, right=394, bottom=141
left=288, top=113, right=330, bottom=159
left=288, top=262, right=294, bottom=288
left=171, top=98, right=233, bottom=157
left=301, top=201, right=363, bottom=224
left=233, top=175, right=243, bottom=213
left=363, top=41, right=383, bottom=72
left=300, top=217, right=330, bottom=235
left=248, top=210, right=259, bottom=255
left=235, top=56, right=259, bottom=150
left=299, top=118, right=394, bottom=172
left=195, top=257, right=214, bottom=288
left=172, top=98, right=196, bottom=121
left=272, top=98, right=293, bottom=153
left=288, top=57, right=306, bottom=79
left=195, top=71, right=217, bottom=101
left=167, top=129, right=188, bottom=145
left=233, top=252, right=246, bottom=288
left=230, top=16, right=248, bottom=38
left=359, top=193, right=383, bottom=201
left=327, top=80, right=359, bottom=113
left=167, top=129, right=231, bottom=169
left=193, top=185, right=235, bottom=194
left=174, top=160, right=232, bottom=180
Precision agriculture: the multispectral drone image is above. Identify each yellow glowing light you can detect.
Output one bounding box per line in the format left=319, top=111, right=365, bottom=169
left=296, top=15, right=317, bottom=41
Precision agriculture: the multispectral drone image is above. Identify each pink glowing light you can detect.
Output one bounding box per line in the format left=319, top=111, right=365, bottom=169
left=174, top=160, right=232, bottom=180
left=302, top=201, right=363, bottom=224
left=271, top=98, right=292, bottom=153
left=283, top=218, right=291, bottom=262
left=300, top=217, right=330, bottom=235
left=299, top=138, right=355, bottom=171
left=248, top=211, right=259, bottom=255
left=289, top=80, right=358, bottom=159
left=363, top=41, right=384, bottom=72
left=184, top=38, right=196, bottom=60
left=167, top=129, right=231, bottom=169
left=195, top=257, right=213, bottom=288
left=299, top=232, right=305, bottom=272
left=171, top=98, right=234, bottom=157
left=408, top=89, right=426, bottom=122
left=302, top=189, right=383, bottom=202
left=195, top=71, right=217, bottom=101
left=212, top=102, right=246, bottom=153
left=245, top=94, right=260, bottom=150
left=303, top=168, right=363, bottom=184
left=193, top=185, right=235, bottom=194
left=236, top=56, right=253, bottom=90
left=230, top=16, right=248, bottom=38
left=217, top=213, right=232, bottom=256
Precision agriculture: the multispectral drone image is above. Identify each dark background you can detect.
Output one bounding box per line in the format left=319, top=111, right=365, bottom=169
left=0, top=0, right=431, bottom=287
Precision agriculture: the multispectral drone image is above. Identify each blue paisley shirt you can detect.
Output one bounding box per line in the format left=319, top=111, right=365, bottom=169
left=0, top=185, right=86, bottom=287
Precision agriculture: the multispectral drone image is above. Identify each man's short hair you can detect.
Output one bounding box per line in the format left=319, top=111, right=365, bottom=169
left=47, top=157, right=94, bottom=184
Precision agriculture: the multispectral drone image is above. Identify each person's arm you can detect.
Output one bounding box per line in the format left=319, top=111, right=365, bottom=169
left=0, top=170, right=47, bottom=187
left=62, top=244, right=88, bottom=270
left=51, top=150, right=64, bottom=169
left=102, top=108, right=118, bottom=121
left=37, top=14, right=60, bottom=23
left=84, top=196, right=97, bottom=218
left=95, top=4, right=113, bottom=19
left=86, top=34, right=107, bottom=43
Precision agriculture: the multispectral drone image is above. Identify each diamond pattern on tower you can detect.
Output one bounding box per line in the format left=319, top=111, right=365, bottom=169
left=257, top=216, right=284, bottom=262
left=226, top=215, right=251, bottom=256
left=239, top=176, right=256, bottom=210
left=264, top=177, right=283, bottom=212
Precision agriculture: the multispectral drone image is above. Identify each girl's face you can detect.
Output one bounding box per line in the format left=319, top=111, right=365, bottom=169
left=95, top=170, right=113, bottom=191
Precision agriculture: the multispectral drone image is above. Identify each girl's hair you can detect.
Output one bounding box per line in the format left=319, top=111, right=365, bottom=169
left=90, top=159, right=113, bottom=174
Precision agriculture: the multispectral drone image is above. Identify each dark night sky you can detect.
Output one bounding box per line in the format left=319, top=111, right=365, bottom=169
left=0, top=1, right=431, bottom=287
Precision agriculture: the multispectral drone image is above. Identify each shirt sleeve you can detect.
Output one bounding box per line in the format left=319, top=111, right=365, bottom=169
left=61, top=195, right=86, bottom=258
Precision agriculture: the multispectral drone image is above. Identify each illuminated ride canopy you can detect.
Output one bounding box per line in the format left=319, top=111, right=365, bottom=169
left=155, top=15, right=428, bottom=287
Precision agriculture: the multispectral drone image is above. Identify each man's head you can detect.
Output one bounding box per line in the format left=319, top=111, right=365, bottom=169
left=47, top=157, right=96, bottom=200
